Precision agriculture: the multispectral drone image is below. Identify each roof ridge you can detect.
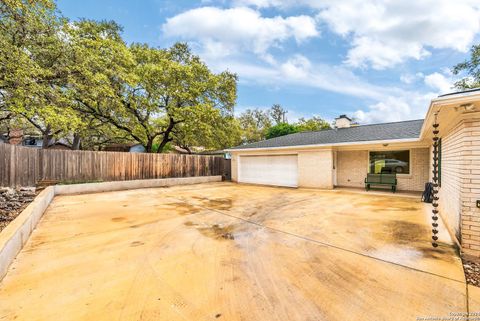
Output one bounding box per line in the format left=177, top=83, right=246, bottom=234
left=230, top=118, right=424, bottom=149
left=292, top=118, right=424, bottom=135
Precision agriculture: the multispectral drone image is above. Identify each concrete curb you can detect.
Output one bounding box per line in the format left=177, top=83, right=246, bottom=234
left=54, top=176, right=222, bottom=195
left=0, top=176, right=222, bottom=281
left=0, top=187, right=55, bottom=280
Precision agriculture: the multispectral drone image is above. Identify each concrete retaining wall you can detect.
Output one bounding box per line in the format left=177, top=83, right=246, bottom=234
left=54, top=176, right=222, bottom=195
left=0, top=176, right=222, bottom=280
left=0, top=187, right=54, bottom=280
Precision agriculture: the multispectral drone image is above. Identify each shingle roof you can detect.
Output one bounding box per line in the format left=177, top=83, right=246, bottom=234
left=230, top=119, right=424, bottom=150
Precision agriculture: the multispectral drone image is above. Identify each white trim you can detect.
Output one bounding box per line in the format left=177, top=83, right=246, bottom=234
left=226, top=138, right=420, bottom=152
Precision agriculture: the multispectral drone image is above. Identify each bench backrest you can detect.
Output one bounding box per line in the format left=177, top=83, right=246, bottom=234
left=366, top=173, right=381, bottom=183
left=366, top=173, right=396, bottom=184
left=379, top=173, right=396, bottom=184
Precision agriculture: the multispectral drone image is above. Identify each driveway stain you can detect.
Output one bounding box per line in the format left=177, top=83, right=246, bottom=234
left=193, top=196, right=234, bottom=211
left=193, top=223, right=236, bottom=240
left=166, top=202, right=201, bottom=215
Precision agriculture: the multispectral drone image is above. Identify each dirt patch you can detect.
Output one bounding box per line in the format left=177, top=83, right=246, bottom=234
left=355, top=198, right=421, bottom=213
left=193, top=197, right=233, bottom=211
left=388, top=221, right=429, bottom=242
left=418, top=245, right=450, bottom=260
left=111, top=217, right=126, bottom=222
left=0, top=187, right=36, bottom=233
left=166, top=202, right=201, bottom=215
left=373, top=220, right=428, bottom=244
left=370, top=220, right=456, bottom=262
left=190, top=223, right=236, bottom=240
left=463, top=258, right=480, bottom=287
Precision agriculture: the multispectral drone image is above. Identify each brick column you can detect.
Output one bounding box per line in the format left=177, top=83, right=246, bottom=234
left=7, top=129, right=23, bottom=145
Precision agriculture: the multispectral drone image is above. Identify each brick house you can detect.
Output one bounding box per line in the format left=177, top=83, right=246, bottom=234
left=227, top=88, right=480, bottom=257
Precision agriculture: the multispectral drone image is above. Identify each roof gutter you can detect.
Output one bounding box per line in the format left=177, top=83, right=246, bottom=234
left=225, top=137, right=422, bottom=152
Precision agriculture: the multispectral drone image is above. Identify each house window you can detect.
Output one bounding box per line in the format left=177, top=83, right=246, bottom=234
left=369, top=150, right=410, bottom=174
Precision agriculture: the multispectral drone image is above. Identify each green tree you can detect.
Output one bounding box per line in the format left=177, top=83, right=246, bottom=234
left=265, top=122, right=299, bottom=139
left=452, top=44, right=480, bottom=89
left=270, top=104, right=287, bottom=124
left=66, top=19, right=137, bottom=150
left=71, top=38, right=237, bottom=153
left=296, top=116, right=331, bottom=131
left=1, top=3, right=238, bottom=152
left=237, top=108, right=272, bottom=143
left=172, top=114, right=241, bottom=153
left=0, top=0, right=78, bottom=147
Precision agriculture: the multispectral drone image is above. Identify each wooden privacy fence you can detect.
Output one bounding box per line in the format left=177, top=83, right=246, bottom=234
left=0, top=143, right=230, bottom=187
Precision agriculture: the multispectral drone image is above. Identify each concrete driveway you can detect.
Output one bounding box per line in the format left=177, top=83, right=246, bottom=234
left=0, top=182, right=471, bottom=320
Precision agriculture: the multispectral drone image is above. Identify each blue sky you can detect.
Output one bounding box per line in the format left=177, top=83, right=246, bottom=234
left=56, top=0, right=480, bottom=124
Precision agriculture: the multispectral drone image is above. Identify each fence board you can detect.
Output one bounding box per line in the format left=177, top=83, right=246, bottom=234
left=0, top=143, right=230, bottom=187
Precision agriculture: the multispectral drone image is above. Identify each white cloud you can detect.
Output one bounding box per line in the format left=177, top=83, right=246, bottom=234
left=400, top=72, right=424, bottom=85
left=207, top=55, right=440, bottom=124
left=316, top=0, right=480, bottom=69
left=234, top=0, right=480, bottom=69
left=160, top=1, right=479, bottom=125
left=424, top=72, right=454, bottom=94
left=233, top=0, right=294, bottom=8
left=344, top=37, right=430, bottom=69
left=354, top=71, right=458, bottom=123
left=162, top=6, right=319, bottom=60
left=209, top=55, right=391, bottom=101
left=354, top=93, right=435, bottom=124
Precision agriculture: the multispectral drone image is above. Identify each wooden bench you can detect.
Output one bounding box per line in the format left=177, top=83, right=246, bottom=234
left=365, top=173, right=397, bottom=193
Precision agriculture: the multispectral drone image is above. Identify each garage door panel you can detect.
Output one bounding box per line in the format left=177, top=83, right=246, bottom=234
left=239, top=155, right=298, bottom=187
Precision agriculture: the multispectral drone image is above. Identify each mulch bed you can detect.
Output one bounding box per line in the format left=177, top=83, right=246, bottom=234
left=463, top=258, right=480, bottom=287
left=0, top=187, right=36, bottom=233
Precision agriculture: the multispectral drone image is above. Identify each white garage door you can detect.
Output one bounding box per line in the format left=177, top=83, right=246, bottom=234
left=239, top=155, right=298, bottom=187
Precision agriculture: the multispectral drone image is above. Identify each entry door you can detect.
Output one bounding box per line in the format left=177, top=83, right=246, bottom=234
left=239, top=155, right=298, bottom=187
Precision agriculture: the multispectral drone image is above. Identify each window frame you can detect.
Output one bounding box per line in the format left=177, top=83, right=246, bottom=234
left=367, top=149, right=412, bottom=176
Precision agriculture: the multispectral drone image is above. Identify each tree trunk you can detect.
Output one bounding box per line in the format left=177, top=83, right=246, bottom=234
left=72, top=133, right=81, bottom=150
left=42, top=126, right=52, bottom=149
left=156, top=117, right=176, bottom=153
left=145, top=138, right=154, bottom=153
left=157, top=136, right=171, bottom=153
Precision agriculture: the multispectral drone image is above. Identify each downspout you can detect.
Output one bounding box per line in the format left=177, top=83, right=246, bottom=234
left=431, top=111, right=440, bottom=247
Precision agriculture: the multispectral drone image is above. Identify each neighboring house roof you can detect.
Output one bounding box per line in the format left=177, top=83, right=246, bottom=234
left=199, top=149, right=225, bottom=155
left=229, top=119, right=424, bottom=150
left=47, top=142, right=72, bottom=150
left=335, top=114, right=351, bottom=121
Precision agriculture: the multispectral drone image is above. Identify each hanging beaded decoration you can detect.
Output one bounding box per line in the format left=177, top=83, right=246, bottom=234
left=431, top=112, right=440, bottom=248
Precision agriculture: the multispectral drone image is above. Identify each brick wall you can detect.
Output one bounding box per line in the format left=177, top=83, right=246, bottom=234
left=298, top=150, right=333, bottom=188
left=437, top=121, right=464, bottom=241
left=336, top=148, right=429, bottom=191
left=397, top=148, right=430, bottom=192
left=7, top=129, right=23, bottom=145
left=336, top=150, right=368, bottom=188
left=452, top=118, right=480, bottom=257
